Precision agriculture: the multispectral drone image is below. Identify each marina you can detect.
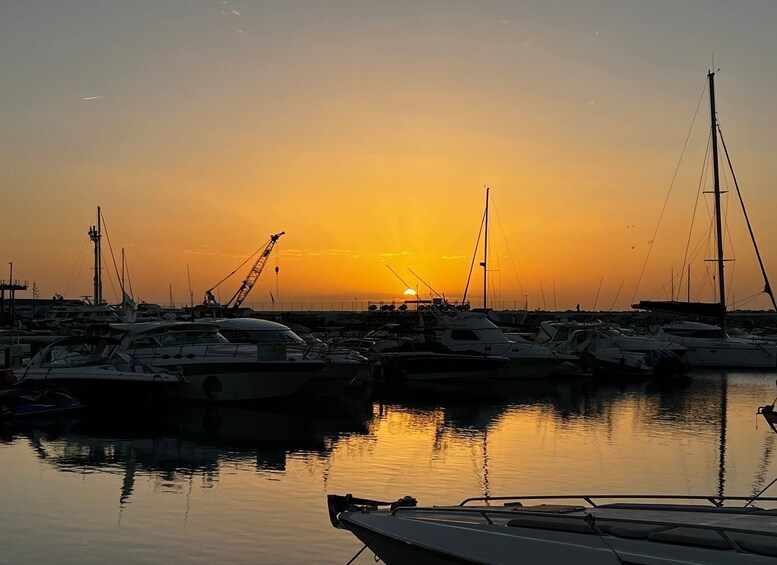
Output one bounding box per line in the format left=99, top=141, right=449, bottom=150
left=5, top=2, right=777, bottom=562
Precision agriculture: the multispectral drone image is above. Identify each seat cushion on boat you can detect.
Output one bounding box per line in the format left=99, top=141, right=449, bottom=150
left=728, top=533, right=777, bottom=557
left=506, top=515, right=594, bottom=534
left=597, top=522, right=672, bottom=540
left=648, top=527, right=732, bottom=550
left=598, top=503, right=760, bottom=514
left=510, top=504, right=586, bottom=514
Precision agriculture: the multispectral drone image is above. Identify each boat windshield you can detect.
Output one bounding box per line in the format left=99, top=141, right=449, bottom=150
left=131, top=330, right=229, bottom=347
left=221, top=329, right=305, bottom=345
left=39, top=341, right=116, bottom=368
left=474, top=328, right=510, bottom=343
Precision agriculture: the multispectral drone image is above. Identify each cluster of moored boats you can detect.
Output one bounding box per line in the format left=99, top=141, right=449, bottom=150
left=2, top=300, right=777, bottom=419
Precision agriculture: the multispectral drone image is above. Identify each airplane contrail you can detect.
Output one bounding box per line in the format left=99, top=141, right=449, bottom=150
left=82, top=96, right=104, bottom=101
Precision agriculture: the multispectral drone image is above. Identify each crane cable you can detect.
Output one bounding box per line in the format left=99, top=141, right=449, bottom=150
left=205, top=239, right=269, bottom=294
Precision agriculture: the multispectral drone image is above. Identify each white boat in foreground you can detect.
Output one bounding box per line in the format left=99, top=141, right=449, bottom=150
left=328, top=493, right=777, bottom=564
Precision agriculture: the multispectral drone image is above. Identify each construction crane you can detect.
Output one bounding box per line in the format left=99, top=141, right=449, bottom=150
left=204, top=231, right=285, bottom=311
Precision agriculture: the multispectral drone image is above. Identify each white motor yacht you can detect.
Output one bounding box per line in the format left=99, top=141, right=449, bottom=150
left=657, top=321, right=777, bottom=368
left=112, top=322, right=321, bottom=402
left=328, top=493, right=777, bottom=564
left=15, top=336, right=187, bottom=405
left=430, top=310, right=577, bottom=379
left=537, top=321, right=688, bottom=379
left=197, top=318, right=370, bottom=396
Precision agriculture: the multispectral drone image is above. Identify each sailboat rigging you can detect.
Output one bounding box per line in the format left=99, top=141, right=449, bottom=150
left=633, top=71, right=777, bottom=368
left=462, top=187, right=490, bottom=309
left=633, top=70, right=776, bottom=325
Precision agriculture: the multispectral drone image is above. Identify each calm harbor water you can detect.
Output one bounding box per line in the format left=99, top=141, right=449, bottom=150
left=1, top=371, right=776, bottom=564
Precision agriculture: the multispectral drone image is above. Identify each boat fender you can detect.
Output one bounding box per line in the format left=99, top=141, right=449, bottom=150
left=202, top=375, right=222, bottom=400
left=1, top=369, right=16, bottom=386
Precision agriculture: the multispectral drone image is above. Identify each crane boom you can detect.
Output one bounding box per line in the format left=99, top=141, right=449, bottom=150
left=225, top=231, right=285, bottom=309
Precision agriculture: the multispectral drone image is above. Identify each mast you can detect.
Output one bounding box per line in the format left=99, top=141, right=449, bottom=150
left=709, top=71, right=726, bottom=332
left=88, top=206, right=103, bottom=305
left=482, top=187, right=489, bottom=309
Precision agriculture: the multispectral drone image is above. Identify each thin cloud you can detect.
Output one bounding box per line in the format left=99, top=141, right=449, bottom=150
left=277, top=248, right=318, bottom=259
left=441, top=255, right=465, bottom=260
left=82, top=96, right=104, bottom=101
left=182, top=246, right=246, bottom=259
left=376, top=251, right=412, bottom=259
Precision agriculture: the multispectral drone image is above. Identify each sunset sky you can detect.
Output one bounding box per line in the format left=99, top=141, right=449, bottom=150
left=2, top=1, right=777, bottom=310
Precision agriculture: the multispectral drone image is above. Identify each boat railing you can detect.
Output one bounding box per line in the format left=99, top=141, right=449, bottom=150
left=130, top=343, right=263, bottom=362
left=458, top=493, right=777, bottom=508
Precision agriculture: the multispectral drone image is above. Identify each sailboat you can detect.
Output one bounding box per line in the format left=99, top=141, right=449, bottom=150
left=633, top=71, right=777, bottom=368
left=427, top=188, right=578, bottom=380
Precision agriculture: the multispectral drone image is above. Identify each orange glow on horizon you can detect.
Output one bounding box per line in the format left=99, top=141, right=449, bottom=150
left=2, top=4, right=777, bottom=311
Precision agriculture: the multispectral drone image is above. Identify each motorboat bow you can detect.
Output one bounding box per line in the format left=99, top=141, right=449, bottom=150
left=328, top=492, right=777, bottom=564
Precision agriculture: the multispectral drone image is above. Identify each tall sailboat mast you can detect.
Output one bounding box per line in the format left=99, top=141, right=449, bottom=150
left=708, top=71, right=727, bottom=332
left=482, top=187, right=489, bottom=310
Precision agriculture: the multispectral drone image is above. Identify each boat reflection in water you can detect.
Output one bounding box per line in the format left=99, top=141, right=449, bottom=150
left=9, top=392, right=375, bottom=507
left=2, top=372, right=776, bottom=564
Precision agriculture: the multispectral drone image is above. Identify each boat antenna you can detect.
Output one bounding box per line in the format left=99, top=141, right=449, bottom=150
left=408, top=268, right=443, bottom=300
left=717, top=126, right=777, bottom=311
left=608, top=279, right=626, bottom=312
left=592, top=276, right=603, bottom=311
left=186, top=265, right=194, bottom=320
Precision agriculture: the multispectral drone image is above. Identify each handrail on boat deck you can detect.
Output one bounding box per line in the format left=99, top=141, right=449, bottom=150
left=458, top=494, right=777, bottom=508
left=136, top=343, right=258, bottom=362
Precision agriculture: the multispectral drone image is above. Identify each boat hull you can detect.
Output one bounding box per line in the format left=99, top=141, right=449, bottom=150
left=15, top=375, right=182, bottom=407
left=379, top=353, right=508, bottom=384
left=164, top=361, right=321, bottom=402
left=681, top=343, right=777, bottom=368
left=339, top=512, right=622, bottom=565
left=496, top=357, right=566, bottom=380
left=300, top=361, right=369, bottom=397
